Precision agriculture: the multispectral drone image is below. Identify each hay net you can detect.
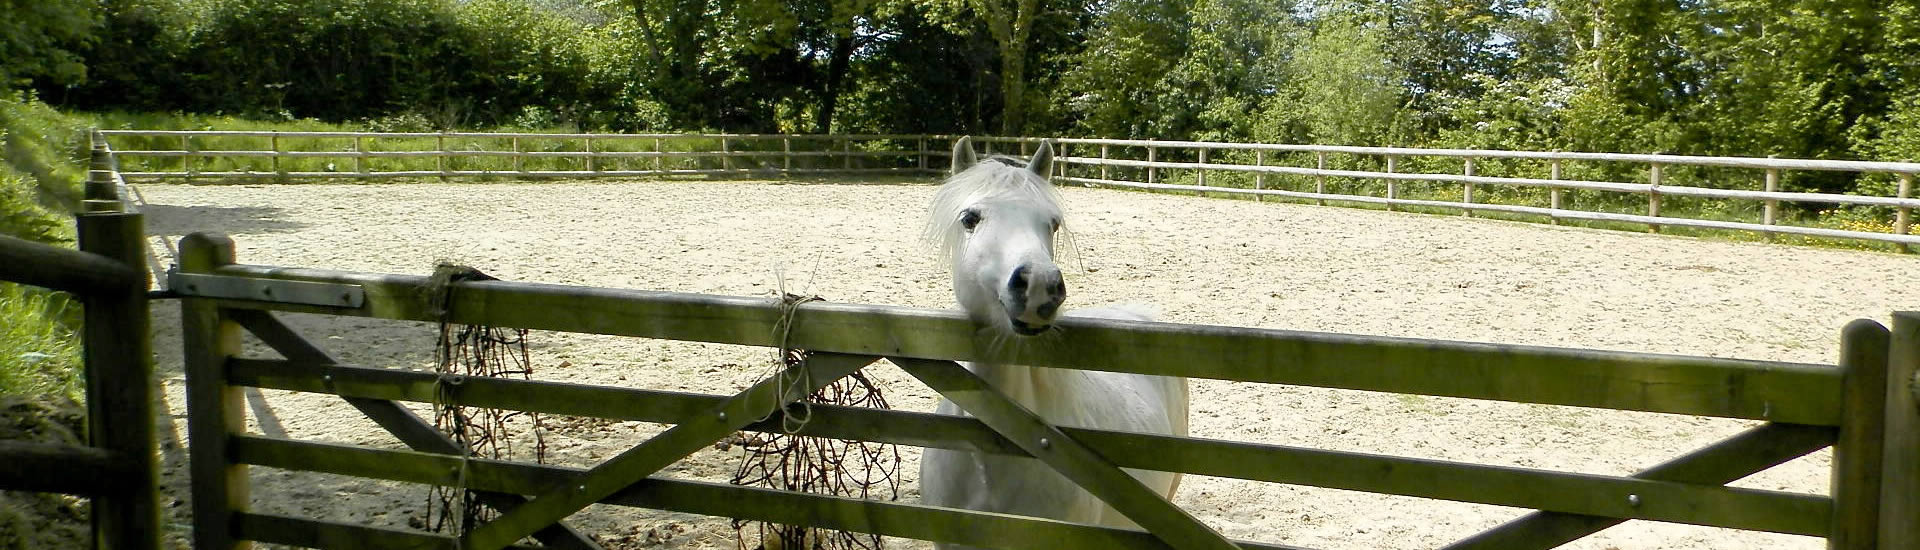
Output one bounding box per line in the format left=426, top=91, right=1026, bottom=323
left=729, top=291, right=903, bottom=550
left=423, top=263, right=547, bottom=535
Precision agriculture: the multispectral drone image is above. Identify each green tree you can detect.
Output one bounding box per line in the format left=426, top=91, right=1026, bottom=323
left=0, top=0, right=99, bottom=89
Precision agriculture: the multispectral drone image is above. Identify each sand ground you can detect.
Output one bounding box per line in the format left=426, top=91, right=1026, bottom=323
left=134, top=179, right=1917, bottom=549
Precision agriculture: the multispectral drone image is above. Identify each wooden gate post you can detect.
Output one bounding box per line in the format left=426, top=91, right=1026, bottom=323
left=179, top=233, right=250, bottom=550
left=1882, top=311, right=1920, bottom=548
left=78, top=164, right=161, bottom=550
left=1832, top=319, right=1890, bottom=549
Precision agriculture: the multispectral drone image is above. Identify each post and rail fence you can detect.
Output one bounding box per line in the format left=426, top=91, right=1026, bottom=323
left=7, top=130, right=1916, bottom=549
left=94, top=131, right=1919, bottom=251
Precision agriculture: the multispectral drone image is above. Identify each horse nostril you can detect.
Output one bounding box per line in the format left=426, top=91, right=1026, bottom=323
left=1050, top=279, right=1066, bottom=298
left=1008, top=265, right=1030, bottom=292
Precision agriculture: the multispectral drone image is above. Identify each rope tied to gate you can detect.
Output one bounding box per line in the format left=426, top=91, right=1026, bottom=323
left=765, top=288, right=821, bottom=433
left=423, top=262, right=545, bottom=540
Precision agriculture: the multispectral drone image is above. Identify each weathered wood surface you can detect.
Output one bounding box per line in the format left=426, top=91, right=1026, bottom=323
left=0, top=441, right=135, bottom=495
left=179, top=234, right=249, bottom=550
left=223, top=309, right=602, bottom=550
left=892, top=357, right=1238, bottom=550
left=1831, top=319, right=1891, bottom=549
left=1881, top=312, right=1920, bottom=548
left=1440, top=422, right=1836, bottom=550
left=456, top=353, right=876, bottom=550
left=227, top=357, right=1833, bottom=535
left=236, top=513, right=544, bottom=550
left=177, top=262, right=1845, bottom=426
left=231, top=436, right=1318, bottom=550
left=0, top=235, right=138, bottom=295
left=77, top=210, right=161, bottom=550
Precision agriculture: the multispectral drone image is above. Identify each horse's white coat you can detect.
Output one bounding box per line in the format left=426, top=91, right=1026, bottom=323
left=918, top=137, right=1191, bottom=548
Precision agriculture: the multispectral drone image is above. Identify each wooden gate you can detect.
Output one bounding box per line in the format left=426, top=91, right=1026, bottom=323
left=163, top=229, right=1919, bottom=550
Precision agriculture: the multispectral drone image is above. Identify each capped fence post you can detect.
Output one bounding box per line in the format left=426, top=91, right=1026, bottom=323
left=1764, top=156, right=1780, bottom=243
left=78, top=163, right=160, bottom=550
left=1386, top=155, right=1399, bottom=212
left=1254, top=149, right=1264, bottom=202
left=180, top=233, right=248, bottom=550
left=1463, top=157, right=1476, bottom=217
left=1832, top=319, right=1891, bottom=550
left=1882, top=311, right=1920, bottom=548
left=1649, top=161, right=1664, bottom=233
left=1549, top=158, right=1563, bottom=225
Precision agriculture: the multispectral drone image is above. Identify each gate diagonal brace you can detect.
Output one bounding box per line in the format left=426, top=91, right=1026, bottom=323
left=889, top=357, right=1239, bottom=550
left=227, top=309, right=603, bottom=550
left=457, top=352, right=879, bottom=550
left=1441, top=422, right=1835, bottom=550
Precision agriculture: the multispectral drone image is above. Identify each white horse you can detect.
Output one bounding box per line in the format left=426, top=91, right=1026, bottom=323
left=918, top=137, right=1190, bottom=545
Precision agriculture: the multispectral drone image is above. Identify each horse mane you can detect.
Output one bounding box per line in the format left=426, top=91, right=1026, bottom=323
left=925, top=156, right=1064, bottom=264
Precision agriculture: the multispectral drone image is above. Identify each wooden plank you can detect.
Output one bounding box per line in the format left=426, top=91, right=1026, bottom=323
left=224, top=309, right=603, bottom=550
left=1832, top=319, right=1891, bottom=549
left=0, top=441, right=135, bottom=495
left=226, top=357, right=1829, bottom=533
left=233, top=436, right=1317, bottom=550
left=0, top=235, right=138, bottom=295
left=235, top=513, right=542, bottom=550
left=179, top=233, right=249, bottom=550
left=1883, top=312, right=1920, bottom=548
left=77, top=209, right=161, bottom=550
left=192, top=265, right=1847, bottom=425
left=457, top=353, right=877, bottom=550
left=1442, top=422, right=1836, bottom=550
left=892, top=357, right=1238, bottom=550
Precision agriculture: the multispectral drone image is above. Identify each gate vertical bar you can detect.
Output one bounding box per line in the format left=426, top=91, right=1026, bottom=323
left=79, top=163, right=160, bottom=550
left=1881, top=311, right=1920, bottom=548
left=1549, top=159, right=1563, bottom=225
left=1832, top=319, right=1891, bottom=550
left=180, top=233, right=248, bottom=550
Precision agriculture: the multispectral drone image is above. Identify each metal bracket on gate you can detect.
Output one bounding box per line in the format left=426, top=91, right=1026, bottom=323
left=168, top=272, right=365, bottom=308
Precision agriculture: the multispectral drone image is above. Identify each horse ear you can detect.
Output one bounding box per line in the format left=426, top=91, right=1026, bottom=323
left=950, top=136, right=978, bottom=174
left=1027, top=140, right=1054, bottom=179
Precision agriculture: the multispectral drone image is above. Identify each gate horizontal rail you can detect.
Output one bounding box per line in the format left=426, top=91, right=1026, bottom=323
left=179, top=264, right=1844, bottom=426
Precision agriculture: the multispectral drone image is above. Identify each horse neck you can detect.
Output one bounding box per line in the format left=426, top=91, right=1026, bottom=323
left=963, top=360, right=1046, bottom=409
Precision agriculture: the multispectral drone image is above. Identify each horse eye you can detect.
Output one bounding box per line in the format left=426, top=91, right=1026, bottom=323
left=960, top=210, right=982, bottom=231
left=1050, top=218, right=1061, bottom=232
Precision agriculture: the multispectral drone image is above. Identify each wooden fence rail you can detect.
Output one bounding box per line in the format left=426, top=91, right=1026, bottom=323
left=97, top=131, right=1917, bottom=250
left=161, top=230, right=1918, bottom=550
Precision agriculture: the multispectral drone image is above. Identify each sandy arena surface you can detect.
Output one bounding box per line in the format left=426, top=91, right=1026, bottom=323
left=135, top=179, right=1917, bottom=549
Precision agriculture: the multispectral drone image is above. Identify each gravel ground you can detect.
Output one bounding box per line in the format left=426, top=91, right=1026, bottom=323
left=135, top=179, right=1918, bottom=549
